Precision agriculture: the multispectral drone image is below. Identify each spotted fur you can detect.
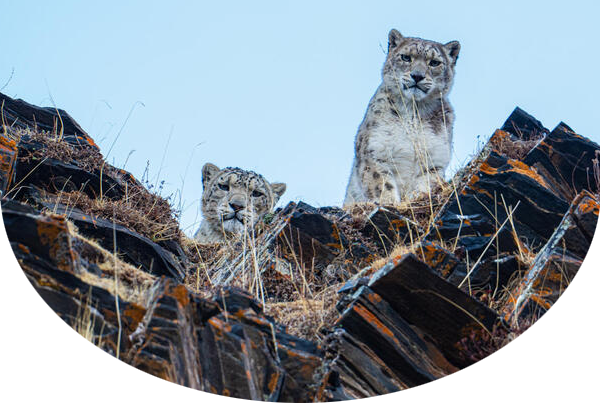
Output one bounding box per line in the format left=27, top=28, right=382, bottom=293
left=344, top=29, right=460, bottom=206
left=194, top=163, right=286, bottom=243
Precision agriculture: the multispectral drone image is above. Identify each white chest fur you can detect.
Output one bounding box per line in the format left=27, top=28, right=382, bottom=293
left=365, top=111, right=451, bottom=180
left=344, top=87, right=453, bottom=205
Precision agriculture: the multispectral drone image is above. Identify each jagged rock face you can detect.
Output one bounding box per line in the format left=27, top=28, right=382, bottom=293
left=1, top=92, right=598, bottom=401
left=0, top=93, right=325, bottom=401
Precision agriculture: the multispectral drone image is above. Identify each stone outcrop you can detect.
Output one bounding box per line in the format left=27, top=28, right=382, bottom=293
left=1, top=93, right=597, bottom=401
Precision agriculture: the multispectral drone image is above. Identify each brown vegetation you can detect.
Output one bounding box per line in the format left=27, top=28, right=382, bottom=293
left=42, top=188, right=181, bottom=243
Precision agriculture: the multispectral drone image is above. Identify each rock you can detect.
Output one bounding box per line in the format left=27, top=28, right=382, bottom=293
left=272, top=202, right=377, bottom=280
left=322, top=328, right=408, bottom=399
left=360, top=206, right=420, bottom=252
left=2, top=91, right=598, bottom=401
left=12, top=153, right=127, bottom=202
left=11, top=130, right=132, bottom=203
left=446, top=253, right=522, bottom=294
left=135, top=280, right=323, bottom=401
left=428, top=150, right=571, bottom=259
left=0, top=130, right=18, bottom=195
left=503, top=190, right=599, bottom=323
left=51, top=204, right=186, bottom=281
left=500, top=106, right=549, bottom=140
left=322, top=253, right=498, bottom=398
left=365, top=254, right=499, bottom=367
left=415, top=240, right=462, bottom=278
left=275, top=202, right=348, bottom=270
left=0, top=91, right=97, bottom=149
left=5, top=200, right=148, bottom=357
left=524, top=122, right=600, bottom=200
left=333, top=286, right=457, bottom=389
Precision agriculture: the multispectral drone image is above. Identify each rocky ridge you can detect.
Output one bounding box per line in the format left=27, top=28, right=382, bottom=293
left=1, top=91, right=598, bottom=401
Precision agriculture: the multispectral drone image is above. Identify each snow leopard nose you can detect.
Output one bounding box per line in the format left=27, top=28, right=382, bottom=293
left=229, top=202, right=244, bottom=212
left=411, top=73, right=425, bottom=83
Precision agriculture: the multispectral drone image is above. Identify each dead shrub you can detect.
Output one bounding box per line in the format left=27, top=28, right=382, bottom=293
left=16, top=127, right=106, bottom=172
left=263, top=287, right=339, bottom=342
left=491, top=131, right=544, bottom=160
left=43, top=188, right=181, bottom=243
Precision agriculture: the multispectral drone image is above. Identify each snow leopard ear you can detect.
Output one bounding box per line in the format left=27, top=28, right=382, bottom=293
left=202, top=163, right=221, bottom=189
left=270, top=183, right=286, bottom=203
left=388, top=29, right=403, bottom=51
left=444, top=41, right=461, bottom=65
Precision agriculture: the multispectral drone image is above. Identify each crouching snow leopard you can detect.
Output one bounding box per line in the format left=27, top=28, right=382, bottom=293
left=194, top=163, right=286, bottom=243
left=344, top=29, right=460, bottom=206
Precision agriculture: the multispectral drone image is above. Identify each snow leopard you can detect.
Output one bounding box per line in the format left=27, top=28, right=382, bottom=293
left=344, top=29, right=460, bottom=206
left=194, top=163, right=286, bottom=243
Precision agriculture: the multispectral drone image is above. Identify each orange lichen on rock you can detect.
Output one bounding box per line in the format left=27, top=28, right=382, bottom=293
left=349, top=304, right=399, bottom=344
left=36, top=214, right=75, bottom=271
left=169, top=283, right=191, bottom=307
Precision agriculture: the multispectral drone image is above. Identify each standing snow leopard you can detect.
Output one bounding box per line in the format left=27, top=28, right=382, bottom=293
left=194, top=163, right=286, bottom=243
left=344, top=29, right=460, bottom=206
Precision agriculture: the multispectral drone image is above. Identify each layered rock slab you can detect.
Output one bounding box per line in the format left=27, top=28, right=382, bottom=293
left=2, top=93, right=599, bottom=401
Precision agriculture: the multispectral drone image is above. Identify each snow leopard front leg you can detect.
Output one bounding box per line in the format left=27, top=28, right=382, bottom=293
left=360, top=162, right=399, bottom=205
left=411, top=166, right=444, bottom=196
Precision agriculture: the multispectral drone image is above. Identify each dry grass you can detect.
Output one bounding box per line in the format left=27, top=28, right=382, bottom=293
left=190, top=227, right=277, bottom=299
left=186, top=215, right=336, bottom=304
left=263, top=286, right=339, bottom=342
left=68, top=223, right=157, bottom=306
left=182, top=237, right=225, bottom=294
left=339, top=177, right=456, bottom=281
left=180, top=214, right=349, bottom=340
left=12, top=125, right=183, bottom=243
left=15, top=127, right=106, bottom=172
left=42, top=188, right=181, bottom=243
left=72, top=287, right=105, bottom=347
left=490, top=130, right=544, bottom=160
left=344, top=183, right=452, bottom=233
left=363, top=243, right=417, bottom=274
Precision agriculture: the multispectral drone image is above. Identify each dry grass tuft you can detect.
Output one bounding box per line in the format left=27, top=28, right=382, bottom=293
left=182, top=236, right=226, bottom=293
left=344, top=183, right=453, bottom=232
left=365, top=243, right=417, bottom=273
left=263, top=286, right=339, bottom=342
left=15, top=127, right=106, bottom=172
left=491, top=130, right=544, bottom=161
left=68, top=224, right=157, bottom=306
left=43, top=187, right=181, bottom=243
left=13, top=126, right=183, bottom=243
left=181, top=214, right=321, bottom=303
left=72, top=288, right=105, bottom=347
left=180, top=214, right=346, bottom=340
left=340, top=179, right=456, bottom=280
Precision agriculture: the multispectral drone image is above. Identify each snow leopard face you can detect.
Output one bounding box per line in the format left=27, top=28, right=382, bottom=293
left=383, top=29, right=460, bottom=103
left=198, top=163, right=286, bottom=240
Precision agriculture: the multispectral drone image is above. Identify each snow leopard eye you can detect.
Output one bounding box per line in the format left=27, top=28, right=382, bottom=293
left=429, top=60, right=441, bottom=67
left=251, top=190, right=264, bottom=198
left=218, top=183, right=229, bottom=191
left=400, top=54, right=411, bottom=62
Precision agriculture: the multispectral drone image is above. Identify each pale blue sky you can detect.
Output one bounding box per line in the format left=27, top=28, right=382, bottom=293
left=2, top=0, right=598, bottom=235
